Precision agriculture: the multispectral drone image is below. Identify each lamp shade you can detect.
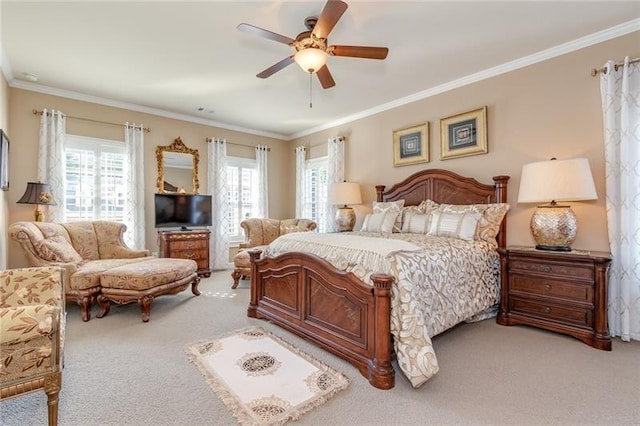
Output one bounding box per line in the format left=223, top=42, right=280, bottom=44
left=517, top=158, right=597, bottom=204
left=17, top=182, right=56, bottom=205
left=328, top=182, right=362, bottom=206
left=294, top=48, right=328, bottom=73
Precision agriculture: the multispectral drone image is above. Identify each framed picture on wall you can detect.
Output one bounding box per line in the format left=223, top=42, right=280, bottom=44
left=440, top=106, right=487, bottom=160
left=0, top=129, right=9, bottom=191
left=393, top=123, right=429, bottom=167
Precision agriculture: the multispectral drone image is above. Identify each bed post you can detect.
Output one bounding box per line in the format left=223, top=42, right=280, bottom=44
left=492, top=175, right=510, bottom=249
left=368, top=273, right=395, bottom=390
left=247, top=249, right=262, bottom=318
left=375, top=185, right=385, bottom=202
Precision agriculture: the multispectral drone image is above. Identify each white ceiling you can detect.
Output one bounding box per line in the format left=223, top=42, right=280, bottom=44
left=2, top=1, right=639, bottom=140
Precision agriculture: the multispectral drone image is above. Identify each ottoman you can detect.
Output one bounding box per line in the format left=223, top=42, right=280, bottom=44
left=96, top=258, right=200, bottom=322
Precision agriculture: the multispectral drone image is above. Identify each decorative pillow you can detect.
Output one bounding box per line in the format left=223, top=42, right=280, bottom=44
left=435, top=203, right=510, bottom=242
left=373, top=200, right=405, bottom=232
left=401, top=213, right=432, bottom=234
left=361, top=211, right=399, bottom=233
left=427, top=212, right=481, bottom=241
left=34, top=235, right=83, bottom=263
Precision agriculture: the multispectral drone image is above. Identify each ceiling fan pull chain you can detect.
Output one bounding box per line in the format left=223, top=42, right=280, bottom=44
left=309, top=72, right=313, bottom=108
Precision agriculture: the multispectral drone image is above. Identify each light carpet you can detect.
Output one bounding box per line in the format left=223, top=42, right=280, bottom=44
left=186, top=326, right=349, bottom=425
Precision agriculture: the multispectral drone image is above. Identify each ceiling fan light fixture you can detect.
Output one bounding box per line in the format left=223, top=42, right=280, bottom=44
left=294, top=48, right=328, bottom=73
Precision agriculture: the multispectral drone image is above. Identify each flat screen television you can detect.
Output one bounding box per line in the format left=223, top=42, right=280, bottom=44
left=154, top=193, right=212, bottom=229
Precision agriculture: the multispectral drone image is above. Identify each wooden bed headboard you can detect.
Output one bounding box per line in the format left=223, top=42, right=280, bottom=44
left=375, top=169, right=510, bottom=248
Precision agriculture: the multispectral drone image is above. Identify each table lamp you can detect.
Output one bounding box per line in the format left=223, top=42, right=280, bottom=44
left=328, top=182, right=362, bottom=232
left=517, top=157, right=597, bottom=251
left=17, top=182, right=56, bottom=222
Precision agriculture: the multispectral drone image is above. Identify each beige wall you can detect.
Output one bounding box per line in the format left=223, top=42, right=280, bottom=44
left=4, top=31, right=638, bottom=268
left=7, top=89, right=291, bottom=268
left=0, top=73, right=9, bottom=269
left=290, top=32, right=640, bottom=253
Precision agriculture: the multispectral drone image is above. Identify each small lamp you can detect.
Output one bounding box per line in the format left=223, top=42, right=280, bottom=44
left=517, top=158, right=597, bottom=251
left=328, top=182, right=362, bottom=232
left=17, top=182, right=56, bottom=222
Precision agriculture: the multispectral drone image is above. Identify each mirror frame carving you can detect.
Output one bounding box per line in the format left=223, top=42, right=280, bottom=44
left=156, top=137, right=199, bottom=194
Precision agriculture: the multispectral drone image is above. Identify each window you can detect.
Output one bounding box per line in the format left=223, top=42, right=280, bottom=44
left=64, top=135, right=127, bottom=222
left=227, top=156, right=258, bottom=241
left=303, top=157, right=328, bottom=233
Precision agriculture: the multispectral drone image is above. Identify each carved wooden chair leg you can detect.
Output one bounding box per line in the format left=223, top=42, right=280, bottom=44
left=77, top=296, right=92, bottom=322
left=191, top=277, right=201, bottom=296
left=138, top=295, right=154, bottom=322
left=44, top=372, right=62, bottom=426
left=231, top=270, right=241, bottom=289
left=95, top=295, right=111, bottom=319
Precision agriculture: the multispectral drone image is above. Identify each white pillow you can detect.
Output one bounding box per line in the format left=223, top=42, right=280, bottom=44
left=373, top=200, right=405, bottom=232
left=361, top=211, right=399, bottom=233
left=401, top=213, right=432, bottom=234
left=427, top=212, right=480, bottom=241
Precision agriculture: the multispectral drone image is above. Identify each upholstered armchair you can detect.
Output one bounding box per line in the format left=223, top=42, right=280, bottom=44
left=0, top=266, right=65, bottom=426
left=231, top=218, right=317, bottom=288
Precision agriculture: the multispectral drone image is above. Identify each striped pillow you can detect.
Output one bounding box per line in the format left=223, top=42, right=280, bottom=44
left=401, top=213, right=432, bottom=234
left=427, top=212, right=481, bottom=241
left=362, top=211, right=399, bottom=233
left=373, top=200, right=405, bottom=232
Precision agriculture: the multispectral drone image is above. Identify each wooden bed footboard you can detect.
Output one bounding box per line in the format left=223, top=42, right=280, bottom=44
left=247, top=249, right=396, bottom=389
left=247, top=169, right=509, bottom=390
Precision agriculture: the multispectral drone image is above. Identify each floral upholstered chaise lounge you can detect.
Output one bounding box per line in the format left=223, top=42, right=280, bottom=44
left=9, top=221, right=200, bottom=322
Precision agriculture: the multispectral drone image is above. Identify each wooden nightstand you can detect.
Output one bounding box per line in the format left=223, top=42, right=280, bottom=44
left=497, top=247, right=612, bottom=350
left=158, top=230, right=211, bottom=277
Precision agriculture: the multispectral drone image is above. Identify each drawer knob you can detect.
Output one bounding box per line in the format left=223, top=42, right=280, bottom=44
left=541, top=265, right=552, bottom=272
left=544, top=306, right=551, bottom=313
left=545, top=284, right=552, bottom=291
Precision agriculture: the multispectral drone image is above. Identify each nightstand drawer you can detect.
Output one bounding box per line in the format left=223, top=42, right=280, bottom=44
left=510, top=297, right=593, bottom=329
left=509, top=259, right=592, bottom=279
left=510, top=274, right=593, bottom=304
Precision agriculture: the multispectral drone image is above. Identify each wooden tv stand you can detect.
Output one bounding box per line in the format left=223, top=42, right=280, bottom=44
left=158, top=229, right=211, bottom=277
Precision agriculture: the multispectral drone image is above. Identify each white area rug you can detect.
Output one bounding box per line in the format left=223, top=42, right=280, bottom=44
left=186, top=327, right=349, bottom=425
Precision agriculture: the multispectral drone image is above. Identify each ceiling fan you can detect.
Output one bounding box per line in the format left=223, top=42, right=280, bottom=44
left=237, top=0, right=389, bottom=89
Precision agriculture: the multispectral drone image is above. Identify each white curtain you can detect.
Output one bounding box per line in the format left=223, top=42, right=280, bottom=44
left=325, top=136, right=345, bottom=233
left=208, top=138, right=230, bottom=270
left=37, top=109, right=66, bottom=222
left=256, top=145, right=269, bottom=218
left=295, top=146, right=307, bottom=218
left=600, top=56, right=640, bottom=342
left=124, top=123, right=146, bottom=250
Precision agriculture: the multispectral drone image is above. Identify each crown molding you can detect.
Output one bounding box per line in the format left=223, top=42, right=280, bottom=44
left=289, top=18, right=640, bottom=140
left=5, top=18, right=638, bottom=141
left=8, top=80, right=288, bottom=140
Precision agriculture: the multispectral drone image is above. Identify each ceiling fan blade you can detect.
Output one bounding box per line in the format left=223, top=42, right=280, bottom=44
left=331, top=45, right=389, bottom=60
left=237, top=23, right=294, bottom=45
left=312, top=0, right=348, bottom=40
left=256, top=56, right=295, bottom=79
left=317, top=65, right=336, bottom=89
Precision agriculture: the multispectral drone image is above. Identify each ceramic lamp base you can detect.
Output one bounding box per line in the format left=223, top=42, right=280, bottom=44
left=335, top=207, right=356, bottom=232
left=530, top=204, right=577, bottom=251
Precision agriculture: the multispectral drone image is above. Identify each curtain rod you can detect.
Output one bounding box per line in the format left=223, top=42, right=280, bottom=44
left=207, top=138, right=270, bottom=151
left=32, top=109, right=151, bottom=133
left=591, top=57, right=640, bottom=76
left=294, top=136, right=345, bottom=151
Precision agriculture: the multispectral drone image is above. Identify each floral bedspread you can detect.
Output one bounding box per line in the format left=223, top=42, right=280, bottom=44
left=263, top=231, right=501, bottom=388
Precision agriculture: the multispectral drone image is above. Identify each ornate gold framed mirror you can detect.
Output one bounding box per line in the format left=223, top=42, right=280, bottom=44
left=156, top=137, right=199, bottom=194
